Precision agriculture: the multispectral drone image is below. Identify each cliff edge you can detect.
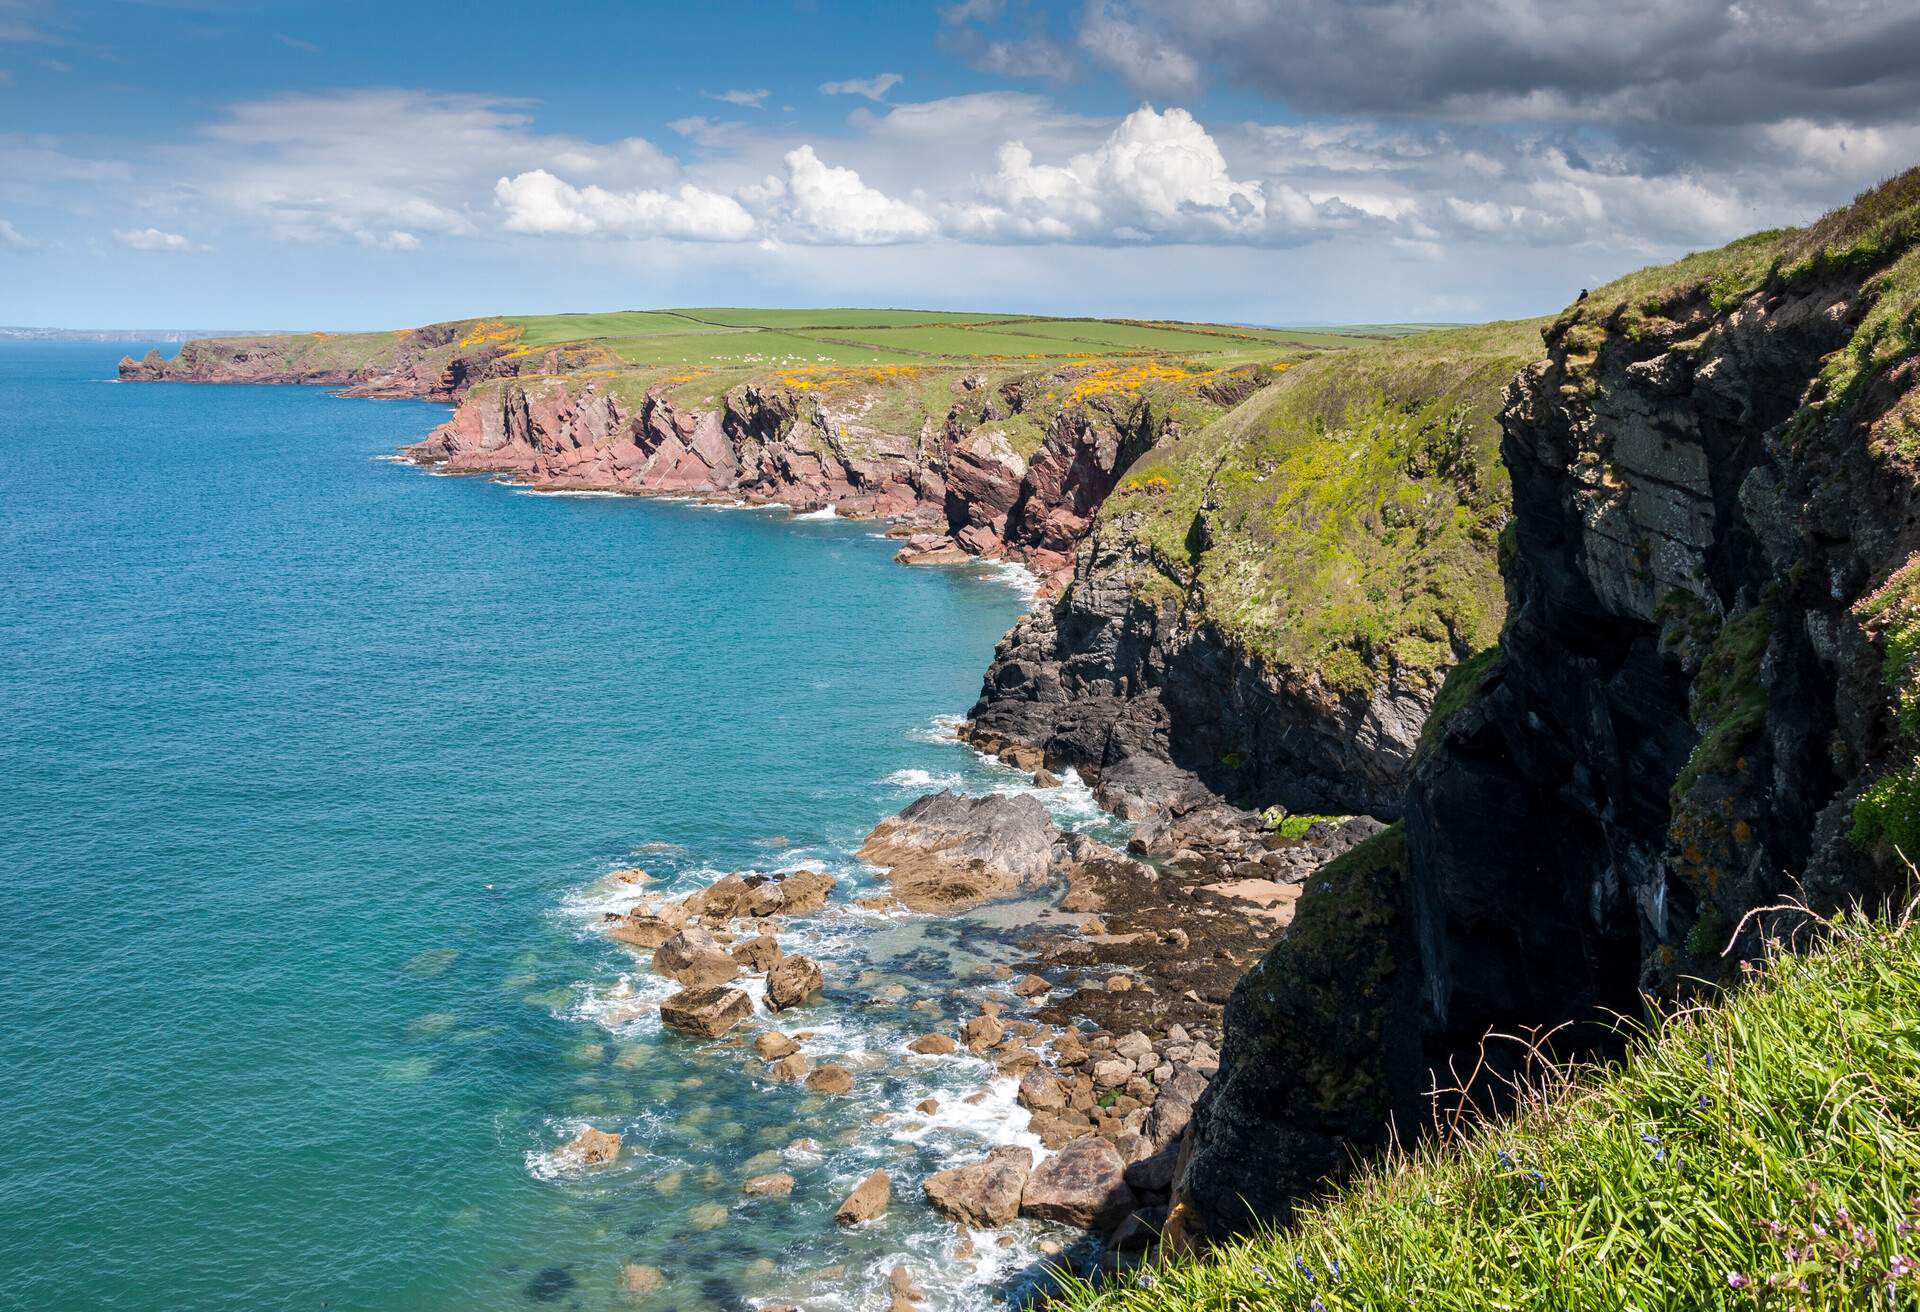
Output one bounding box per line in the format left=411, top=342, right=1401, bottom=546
left=1175, top=168, right=1920, bottom=1237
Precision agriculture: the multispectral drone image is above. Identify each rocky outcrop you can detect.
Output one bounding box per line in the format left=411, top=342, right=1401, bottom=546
left=857, top=791, right=1062, bottom=910
left=115, top=320, right=595, bottom=400
left=398, top=373, right=1171, bottom=593
left=1175, top=168, right=1920, bottom=1239
left=966, top=326, right=1535, bottom=818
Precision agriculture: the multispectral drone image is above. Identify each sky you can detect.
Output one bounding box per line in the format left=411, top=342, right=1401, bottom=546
left=4, top=0, right=1920, bottom=330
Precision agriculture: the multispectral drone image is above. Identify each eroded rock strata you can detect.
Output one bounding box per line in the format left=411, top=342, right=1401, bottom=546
left=966, top=323, right=1537, bottom=817
left=395, top=373, right=1168, bottom=591
left=1175, top=169, right=1920, bottom=1240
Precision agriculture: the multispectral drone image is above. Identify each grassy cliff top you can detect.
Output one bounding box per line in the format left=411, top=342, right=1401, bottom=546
left=1061, top=906, right=1920, bottom=1311
left=153, top=309, right=1430, bottom=462
left=1567, top=169, right=1920, bottom=415
left=1096, top=318, right=1544, bottom=696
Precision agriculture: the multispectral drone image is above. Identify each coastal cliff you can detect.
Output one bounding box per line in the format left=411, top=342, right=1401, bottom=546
left=966, top=324, right=1537, bottom=818
left=121, top=312, right=1318, bottom=593
left=1174, top=169, right=1920, bottom=1238
left=393, top=371, right=1177, bottom=587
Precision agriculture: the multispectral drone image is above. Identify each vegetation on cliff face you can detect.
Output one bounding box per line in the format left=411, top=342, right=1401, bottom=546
left=1065, top=908, right=1920, bottom=1312
left=1098, top=319, right=1541, bottom=697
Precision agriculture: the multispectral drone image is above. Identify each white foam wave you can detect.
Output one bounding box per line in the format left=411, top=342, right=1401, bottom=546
left=511, top=488, right=628, bottom=499
left=975, top=559, right=1042, bottom=600
left=792, top=506, right=840, bottom=521
left=882, top=767, right=964, bottom=792
left=907, top=713, right=965, bottom=745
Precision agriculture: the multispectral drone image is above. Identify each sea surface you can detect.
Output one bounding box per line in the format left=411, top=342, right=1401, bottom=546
left=0, top=342, right=1112, bottom=1311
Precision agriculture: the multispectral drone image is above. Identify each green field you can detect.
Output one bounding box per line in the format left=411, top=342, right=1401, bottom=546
left=489, top=309, right=1407, bottom=372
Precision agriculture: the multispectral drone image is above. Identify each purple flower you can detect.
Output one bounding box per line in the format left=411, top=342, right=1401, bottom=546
left=1295, top=1256, right=1316, bottom=1284
left=1311, top=1301, right=1326, bottom=1312
left=1251, top=1263, right=1273, bottom=1287
left=1727, top=1271, right=1751, bottom=1289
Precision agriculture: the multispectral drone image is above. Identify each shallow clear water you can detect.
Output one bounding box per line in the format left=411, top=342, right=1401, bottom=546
left=0, top=343, right=1108, bottom=1311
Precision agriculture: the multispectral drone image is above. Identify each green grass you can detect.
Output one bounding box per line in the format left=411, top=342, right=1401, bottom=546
left=1058, top=906, right=1920, bottom=1311
left=1102, top=319, right=1542, bottom=695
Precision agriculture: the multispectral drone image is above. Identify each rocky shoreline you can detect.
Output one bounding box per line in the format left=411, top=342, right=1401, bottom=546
left=551, top=720, right=1375, bottom=1301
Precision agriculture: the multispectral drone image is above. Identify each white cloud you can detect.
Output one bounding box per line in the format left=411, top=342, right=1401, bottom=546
left=707, top=88, right=770, bottom=109
left=781, top=145, right=935, bottom=244
left=820, top=73, right=904, bottom=101
left=952, top=105, right=1268, bottom=242
left=115, top=226, right=201, bottom=252
left=0, top=215, right=30, bottom=248
left=494, top=170, right=757, bottom=241
left=171, top=89, right=682, bottom=249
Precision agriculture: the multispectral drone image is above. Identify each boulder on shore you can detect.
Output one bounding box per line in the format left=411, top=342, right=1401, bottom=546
left=732, top=933, right=782, bottom=973
left=659, top=986, right=752, bottom=1038
left=766, top=954, right=824, bottom=1011
left=922, top=1146, right=1033, bottom=1228
left=652, top=927, right=739, bottom=989
left=834, top=1168, right=891, bottom=1224
left=753, top=1031, right=799, bottom=1060
left=857, top=791, right=1060, bottom=911
left=1020, top=1136, right=1135, bottom=1230
left=907, top=1032, right=957, bottom=1056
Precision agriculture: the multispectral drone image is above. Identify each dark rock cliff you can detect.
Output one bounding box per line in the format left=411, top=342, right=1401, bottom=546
left=1174, top=170, right=1920, bottom=1238
left=966, top=323, right=1539, bottom=819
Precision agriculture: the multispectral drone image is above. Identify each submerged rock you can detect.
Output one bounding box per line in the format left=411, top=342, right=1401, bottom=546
left=620, top=1264, right=664, bottom=1297
left=742, top=1172, right=795, bottom=1198
left=805, top=1064, right=853, bottom=1095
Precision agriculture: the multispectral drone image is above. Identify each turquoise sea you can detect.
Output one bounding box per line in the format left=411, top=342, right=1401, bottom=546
left=0, top=343, right=1109, bottom=1311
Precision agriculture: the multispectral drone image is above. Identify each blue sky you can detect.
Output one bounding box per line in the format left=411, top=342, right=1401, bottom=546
left=5, top=0, right=1919, bottom=329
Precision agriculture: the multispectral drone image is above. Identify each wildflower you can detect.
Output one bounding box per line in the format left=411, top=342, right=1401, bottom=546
left=1761, top=1219, right=1787, bottom=1236
left=1497, top=1149, right=1513, bottom=1168
left=1706, top=1051, right=1715, bottom=1070
left=1328, top=1258, right=1342, bottom=1280
left=1135, top=1272, right=1154, bottom=1290
left=1898, top=1219, right=1915, bottom=1235
left=1727, top=1272, right=1751, bottom=1289
left=1311, top=1301, right=1326, bottom=1312
left=1529, top=1170, right=1546, bottom=1196
left=1250, top=1263, right=1274, bottom=1288
left=1889, top=1253, right=1916, bottom=1280
left=1698, top=1093, right=1710, bottom=1111
left=1295, top=1256, right=1316, bottom=1284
